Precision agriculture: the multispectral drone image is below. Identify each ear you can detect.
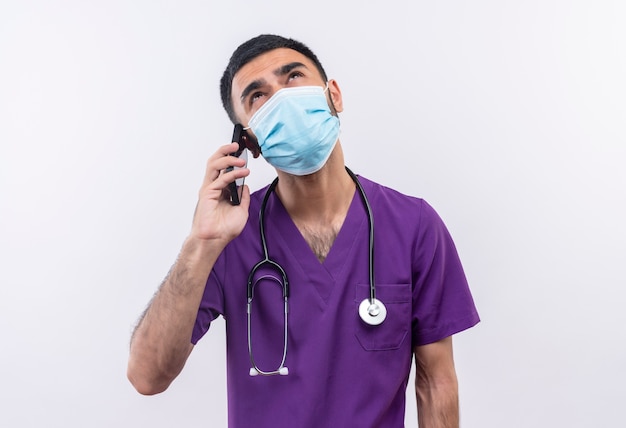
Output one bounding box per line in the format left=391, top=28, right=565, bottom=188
left=327, top=79, right=344, bottom=114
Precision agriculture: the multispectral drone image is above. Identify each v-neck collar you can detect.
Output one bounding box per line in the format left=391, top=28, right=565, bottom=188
left=263, top=183, right=368, bottom=304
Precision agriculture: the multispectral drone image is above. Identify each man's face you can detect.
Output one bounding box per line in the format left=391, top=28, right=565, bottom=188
left=230, top=48, right=329, bottom=127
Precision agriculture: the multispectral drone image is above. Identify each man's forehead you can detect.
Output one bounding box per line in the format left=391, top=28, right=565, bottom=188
left=232, top=48, right=315, bottom=89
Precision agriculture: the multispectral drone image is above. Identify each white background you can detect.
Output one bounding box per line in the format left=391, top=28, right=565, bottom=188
left=1, top=1, right=625, bottom=427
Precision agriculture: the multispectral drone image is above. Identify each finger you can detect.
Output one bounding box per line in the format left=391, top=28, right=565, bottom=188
left=201, top=167, right=250, bottom=205
left=213, top=167, right=250, bottom=192
left=239, top=184, right=251, bottom=207
left=203, top=143, right=245, bottom=184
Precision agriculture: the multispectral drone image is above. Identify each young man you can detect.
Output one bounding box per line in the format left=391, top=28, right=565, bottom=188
left=128, top=34, right=479, bottom=428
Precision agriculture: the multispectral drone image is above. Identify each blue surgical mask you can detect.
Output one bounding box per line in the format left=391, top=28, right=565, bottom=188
left=246, top=85, right=340, bottom=176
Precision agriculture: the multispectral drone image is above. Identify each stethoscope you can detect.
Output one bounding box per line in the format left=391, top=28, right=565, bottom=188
left=247, top=167, right=386, bottom=377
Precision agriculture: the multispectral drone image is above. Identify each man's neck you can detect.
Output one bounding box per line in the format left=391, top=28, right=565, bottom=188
left=274, top=144, right=354, bottom=225
left=273, top=144, right=355, bottom=262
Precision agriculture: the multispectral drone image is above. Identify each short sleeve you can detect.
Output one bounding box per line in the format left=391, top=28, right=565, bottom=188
left=191, top=258, right=226, bottom=345
left=411, top=200, right=480, bottom=346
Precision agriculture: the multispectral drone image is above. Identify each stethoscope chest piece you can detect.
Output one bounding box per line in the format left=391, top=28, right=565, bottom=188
left=358, top=298, right=387, bottom=326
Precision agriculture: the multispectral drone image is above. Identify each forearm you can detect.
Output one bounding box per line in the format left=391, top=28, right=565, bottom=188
left=415, top=374, right=459, bottom=428
left=414, top=338, right=459, bottom=428
left=127, top=236, right=225, bottom=394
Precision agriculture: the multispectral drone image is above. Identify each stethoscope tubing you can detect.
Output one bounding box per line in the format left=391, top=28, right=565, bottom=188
left=247, top=177, right=289, bottom=376
left=345, top=167, right=377, bottom=304
left=247, top=167, right=383, bottom=376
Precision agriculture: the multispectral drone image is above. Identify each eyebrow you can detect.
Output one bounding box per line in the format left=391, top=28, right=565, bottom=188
left=239, top=61, right=309, bottom=103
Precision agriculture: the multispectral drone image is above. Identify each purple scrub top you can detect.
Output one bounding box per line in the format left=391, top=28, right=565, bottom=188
left=192, top=176, right=479, bottom=428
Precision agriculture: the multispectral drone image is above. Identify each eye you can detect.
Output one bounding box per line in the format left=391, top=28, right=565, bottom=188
left=249, top=91, right=265, bottom=106
left=288, top=71, right=304, bottom=81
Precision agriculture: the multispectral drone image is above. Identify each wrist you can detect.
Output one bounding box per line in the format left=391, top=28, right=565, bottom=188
left=182, top=234, right=229, bottom=262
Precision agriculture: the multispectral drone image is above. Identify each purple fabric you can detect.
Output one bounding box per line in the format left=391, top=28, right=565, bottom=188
left=192, top=176, right=479, bottom=428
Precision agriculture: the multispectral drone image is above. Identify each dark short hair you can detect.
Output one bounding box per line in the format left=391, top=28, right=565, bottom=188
left=220, top=34, right=328, bottom=124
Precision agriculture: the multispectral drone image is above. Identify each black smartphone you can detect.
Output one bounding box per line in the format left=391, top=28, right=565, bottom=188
left=225, top=124, right=248, bottom=205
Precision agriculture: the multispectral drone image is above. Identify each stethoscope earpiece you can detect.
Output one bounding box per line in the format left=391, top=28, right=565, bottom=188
left=358, top=298, right=387, bottom=326
left=249, top=366, right=289, bottom=377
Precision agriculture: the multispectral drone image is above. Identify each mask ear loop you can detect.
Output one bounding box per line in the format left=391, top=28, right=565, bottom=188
left=325, top=81, right=341, bottom=120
